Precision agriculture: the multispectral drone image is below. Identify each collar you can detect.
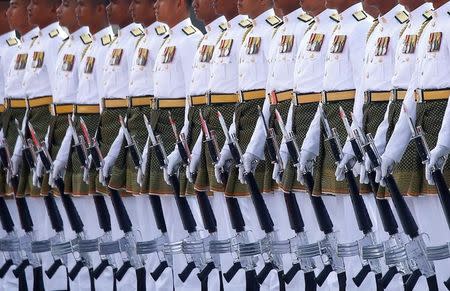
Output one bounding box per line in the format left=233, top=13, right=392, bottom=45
left=284, top=7, right=303, bottom=23
left=93, top=26, right=113, bottom=42
left=409, top=2, right=433, bottom=24
left=339, top=2, right=363, bottom=24
left=70, top=26, right=89, bottom=41
left=378, top=4, right=405, bottom=26
left=0, top=31, right=16, bottom=44
left=316, top=9, right=337, bottom=24
left=21, top=27, right=39, bottom=43
left=145, top=21, right=165, bottom=35
left=169, top=18, right=194, bottom=37
left=118, top=22, right=141, bottom=37
left=39, top=22, right=61, bottom=38
left=229, top=15, right=248, bottom=28
left=205, top=16, right=227, bottom=33
left=433, top=1, right=450, bottom=18
left=252, top=8, right=275, bottom=26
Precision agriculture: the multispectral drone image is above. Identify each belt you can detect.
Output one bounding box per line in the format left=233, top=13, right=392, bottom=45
left=415, top=88, right=450, bottom=103
left=364, top=91, right=392, bottom=103
left=207, top=93, right=239, bottom=105
left=4, top=98, right=27, bottom=109
left=189, top=94, right=207, bottom=106
left=102, top=98, right=128, bottom=109
left=75, top=104, right=100, bottom=114
left=269, top=90, right=293, bottom=105
left=127, top=95, right=153, bottom=107
left=27, top=96, right=53, bottom=108
left=0, top=105, right=5, bottom=112
left=292, top=92, right=322, bottom=106
left=50, top=103, right=74, bottom=116
left=391, top=89, right=407, bottom=101
left=152, top=98, right=186, bottom=109
left=238, top=89, right=266, bottom=103
left=321, top=90, right=355, bottom=103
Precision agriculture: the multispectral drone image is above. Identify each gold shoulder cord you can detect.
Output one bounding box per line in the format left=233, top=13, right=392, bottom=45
left=366, top=20, right=379, bottom=43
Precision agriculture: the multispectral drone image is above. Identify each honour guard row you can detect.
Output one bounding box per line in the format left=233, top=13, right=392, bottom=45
left=0, top=0, right=450, bottom=290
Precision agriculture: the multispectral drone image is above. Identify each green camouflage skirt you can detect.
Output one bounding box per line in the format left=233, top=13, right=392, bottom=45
left=313, top=100, right=355, bottom=196
left=194, top=103, right=236, bottom=193
left=185, top=104, right=207, bottom=196
left=17, top=105, right=51, bottom=197
left=362, top=101, right=389, bottom=197
left=281, top=102, right=320, bottom=193
left=40, top=114, right=70, bottom=195
left=2, top=107, right=27, bottom=196
left=96, top=107, right=128, bottom=195
left=224, top=98, right=271, bottom=197
left=109, top=105, right=151, bottom=195
left=266, top=99, right=292, bottom=191
left=141, top=107, right=186, bottom=195
left=64, top=113, right=100, bottom=195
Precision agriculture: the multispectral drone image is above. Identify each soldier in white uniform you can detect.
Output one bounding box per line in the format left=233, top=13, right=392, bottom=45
left=141, top=0, right=205, bottom=289
left=239, top=0, right=314, bottom=289
left=51, top=0, right=116, bottom=289
left=381, top=0, right=450, bottom=289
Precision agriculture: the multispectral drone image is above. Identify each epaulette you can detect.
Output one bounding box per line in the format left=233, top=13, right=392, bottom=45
left=131, top=27, right=144, bottom=37
left=352, top=10, right=367, bottom=21
left=182, top=25, right=198, bottom=36
left=330, top=13, right=340, bottom=22
left=266, top=15, right=282, bottom=27
left=423, top=10, right=433, bottom=20
left=101, top=34, right=113, bottom=46
left=239, top=19, right=253, bottom=28
left=49, top=29, right=59, bottom=38
left=219, top=23, right=228, bottom=32
left=155, top=25, right=167, bottom=36
left=298, top=13, right=313, bottom=23
left=80, top=33, right=92, bottom=45
left=395, top=11, right=409, bottom=24
left=6, top=37, right=18, bottom=46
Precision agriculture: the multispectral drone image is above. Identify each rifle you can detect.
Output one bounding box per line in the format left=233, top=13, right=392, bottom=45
left=340, top=108, right=412, bottom=288
left=198, top=112, right=259, bottom=290
left=14, top=118, right=37, bottom=191
left=144, top=114, right=211, bottom=284
left=364, top=132, right=438, bottom=291
left=79, top=117, right=104, bottom=174
left=318, top=104, right=383, bottom=290
left=218, top=111, right=286, bottom=289
left=257, top=106, right=283, bottom=181
left=68, top=115, right=88, bottom=168
left=168, top=111, right=191, bottom=166
left=119, top=115, right=143, bottom=172
left=275, top=109, right=345, bottom=289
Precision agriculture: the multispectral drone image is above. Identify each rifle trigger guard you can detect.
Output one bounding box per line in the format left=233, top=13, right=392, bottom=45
left=426, top=243, right=450, bottom=261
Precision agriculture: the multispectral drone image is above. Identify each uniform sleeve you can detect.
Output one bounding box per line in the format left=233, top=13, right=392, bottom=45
left=245, top=97, right=269, bottom=159
left=382, top=75, right=419, bottom=162
left=301, top=106, right=321, bottom=156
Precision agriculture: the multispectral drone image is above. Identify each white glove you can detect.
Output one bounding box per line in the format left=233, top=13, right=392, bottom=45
left=426, top=145, right=450, bottom=185
left=186, top=153, right=200, bottom=183
left=335, top=153, right=355, bottom=181
left=137, top=140, right=149, bottom=187
left=99, top=155, right=114, bottom=186
left=163, top=150, right=182, bottom=186
left=50, top=159, right=66, bottom=187
left=32, top=159, right=44, bottom=187
left=360, top=162, right=369, bottom=184
left=378, top=156, right=395, bottom=187
left=215, top=148, right=232, bottom=184
left=239, top=153, right=259, bottom=184
left=298, top=150, right=316, bottom=185
left=8, top=154, right=21, bottom=186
